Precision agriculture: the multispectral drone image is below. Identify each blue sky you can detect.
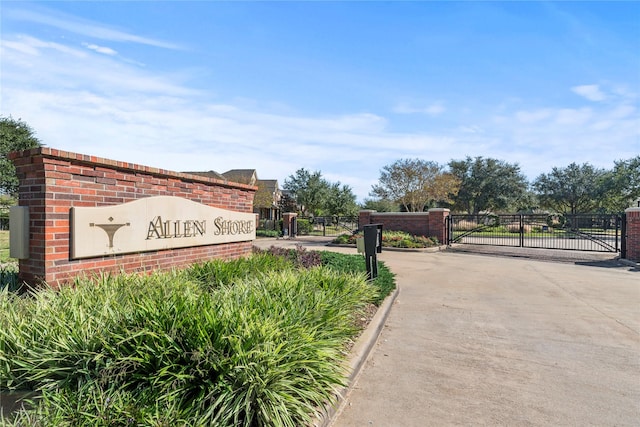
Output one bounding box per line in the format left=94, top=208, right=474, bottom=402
left=1, top=1, right=638, bottom=201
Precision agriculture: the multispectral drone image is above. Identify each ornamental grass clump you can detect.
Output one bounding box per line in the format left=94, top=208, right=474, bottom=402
left=1, top=260, right=377, bottom=426
left=0, top=264, right=21, bottom=293
left=186, top=251, right=292, bottom=290
left=320, top=251, right=394, bottom=305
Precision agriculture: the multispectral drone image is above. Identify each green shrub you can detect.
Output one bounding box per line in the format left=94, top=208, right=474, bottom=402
left=333, top=230, right=438, bottom=249
left=332, top=234, right=355, bottom=245
left=256, top=229, right=280, bottom=238
left=294, top=219, right=313, bottom=235
left=1, top=256, right=381, bottom=426
left=256, top=245, right=322, bottom=269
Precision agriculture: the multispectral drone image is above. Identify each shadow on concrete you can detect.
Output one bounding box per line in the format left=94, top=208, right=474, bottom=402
left=574, top=259, right=639, bottom=271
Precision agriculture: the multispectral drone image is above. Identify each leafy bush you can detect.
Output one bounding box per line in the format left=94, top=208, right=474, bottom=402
left=252, top=244, right=323, bottom=270
left=333, top=234, right=354, bottom=245
left=294, top=219, right=313, bottom=235
left=256, top=229, right=280, bottom=237
left=1, top=262, right=378, bottom=426
left=332, top=230, right=438, bottom=249
left=332, top=234, right=355, bottom=245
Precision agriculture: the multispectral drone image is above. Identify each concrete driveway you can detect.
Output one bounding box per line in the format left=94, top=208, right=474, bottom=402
left=331, top=249, right=639, bottom=426
left=254, top=238, right=639, bottom=426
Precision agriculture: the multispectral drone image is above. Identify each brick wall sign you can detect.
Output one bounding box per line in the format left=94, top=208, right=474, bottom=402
left=71, top=196, right=255, bottom=259
left=9, top=147, right=257, bottom=288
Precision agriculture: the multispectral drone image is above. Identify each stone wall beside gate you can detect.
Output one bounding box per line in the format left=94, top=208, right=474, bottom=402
left=9, top=148, right=257, bottom=288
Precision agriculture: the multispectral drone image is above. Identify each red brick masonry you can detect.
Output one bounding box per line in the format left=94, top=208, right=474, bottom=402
left=9, top=148, right=256, bottom=288
left=359, top=209, right=450, bottom=244
left=625, top=208, right=640, bottom=262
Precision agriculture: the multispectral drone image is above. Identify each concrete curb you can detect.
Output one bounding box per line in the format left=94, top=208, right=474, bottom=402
left=314, top=285, right=400, bottom=427
left=327, top=243, right=445, bottom=253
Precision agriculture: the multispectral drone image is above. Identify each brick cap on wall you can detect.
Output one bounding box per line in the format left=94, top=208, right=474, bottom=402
left=625, top=207, right=640, bottom=213
left=427, top=208, right=450, bottom=212
left=372, top=212, right=430, bottom=216
left=8, top=147, right=257, bottom=192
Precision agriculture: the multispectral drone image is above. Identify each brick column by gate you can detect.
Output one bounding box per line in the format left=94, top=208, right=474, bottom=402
left=282, top=212, right=297, bottom=237
left=625, top=208, right=640, bottom=262
left=427, top=208, right=450, bottom=245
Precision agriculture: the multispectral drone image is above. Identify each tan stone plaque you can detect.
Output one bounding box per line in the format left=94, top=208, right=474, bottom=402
left=71, top=196, right=255, bottom=259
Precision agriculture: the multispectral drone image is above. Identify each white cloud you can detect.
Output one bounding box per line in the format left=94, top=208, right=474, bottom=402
left=6, top=7, right=181, bottom=50
left=458, top=125, right=484, bottom=134
left=393, top=102, right=445, bottom=116
left=1, top=35, right=194, bottom=96
left=571, top=84, right=606, bottom=101
left=82, top=42, right=117, bottom=56
left=555, top=107, right=593, bottom=125
left=515, top=109, right=552, bottom=123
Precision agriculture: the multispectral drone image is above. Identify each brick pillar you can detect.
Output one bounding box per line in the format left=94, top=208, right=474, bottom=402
left=625, top=208, right=640, bottom=262
left=427, top=208, right=450, bottom=245
left=359, top=210, right=375, bottom=231
left=282, top=212, right=297, bottom=237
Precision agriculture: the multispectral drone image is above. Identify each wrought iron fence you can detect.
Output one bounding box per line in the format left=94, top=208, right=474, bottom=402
left=448, top=213, right=623, bottom=253
left=257, top=219, right=281, bottom=231
left=297, top=216, right=359, bottom=237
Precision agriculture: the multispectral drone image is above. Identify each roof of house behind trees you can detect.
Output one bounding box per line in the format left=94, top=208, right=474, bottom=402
left=183, top=170, right=226, bottom=181
left=221, top=169, right=258, bottom=186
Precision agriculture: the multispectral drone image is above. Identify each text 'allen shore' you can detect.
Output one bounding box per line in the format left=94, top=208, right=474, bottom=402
left=146, top=216, right=254, bottom=240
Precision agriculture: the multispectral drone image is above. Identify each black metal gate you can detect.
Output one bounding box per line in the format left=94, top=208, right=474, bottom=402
left=448, top=213, right=623, bottom=253
left=297, top=216, right=359, bottom=237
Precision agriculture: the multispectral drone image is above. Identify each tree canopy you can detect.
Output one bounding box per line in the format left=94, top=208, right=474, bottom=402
left=532, top=162, right=607, bottom=214
left=448, top=156, right=528, bottom=214
left=325, top=182, right=359, bottom=217
left=362, top=198, right=400, bottom=212
left=283, top=168, right=358, bottom=216
left=599, top=156, right=640, bottom=212
left=283, top=168, right=328, bottom=216
left=370, top=158, right=460, bottom=212
left=1, top=116, right=42, bottom=198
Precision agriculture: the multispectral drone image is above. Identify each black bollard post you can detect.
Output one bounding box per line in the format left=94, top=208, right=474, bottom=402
left=363, top=224, right=383, bottom=280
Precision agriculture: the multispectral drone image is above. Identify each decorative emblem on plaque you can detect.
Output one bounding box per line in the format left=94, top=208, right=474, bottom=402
left=89, top=217, right=130, bottom=248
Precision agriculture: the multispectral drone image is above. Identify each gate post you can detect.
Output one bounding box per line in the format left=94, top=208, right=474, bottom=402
left=624, top=208, right=639, bottom=261
left=519, top=214, right=524, bottom=247
left=428, top=208, right=450, bottom=245
left=359, top=210, right=375, bottom=230
left=282, top=212, right=297, bottom=238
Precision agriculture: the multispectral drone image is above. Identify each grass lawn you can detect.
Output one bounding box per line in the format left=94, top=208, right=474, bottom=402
left=0, top=230, right=11, bottom=262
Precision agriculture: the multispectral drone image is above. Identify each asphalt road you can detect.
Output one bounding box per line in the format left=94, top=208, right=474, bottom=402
left=330, top=249, right=639, bottom=426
